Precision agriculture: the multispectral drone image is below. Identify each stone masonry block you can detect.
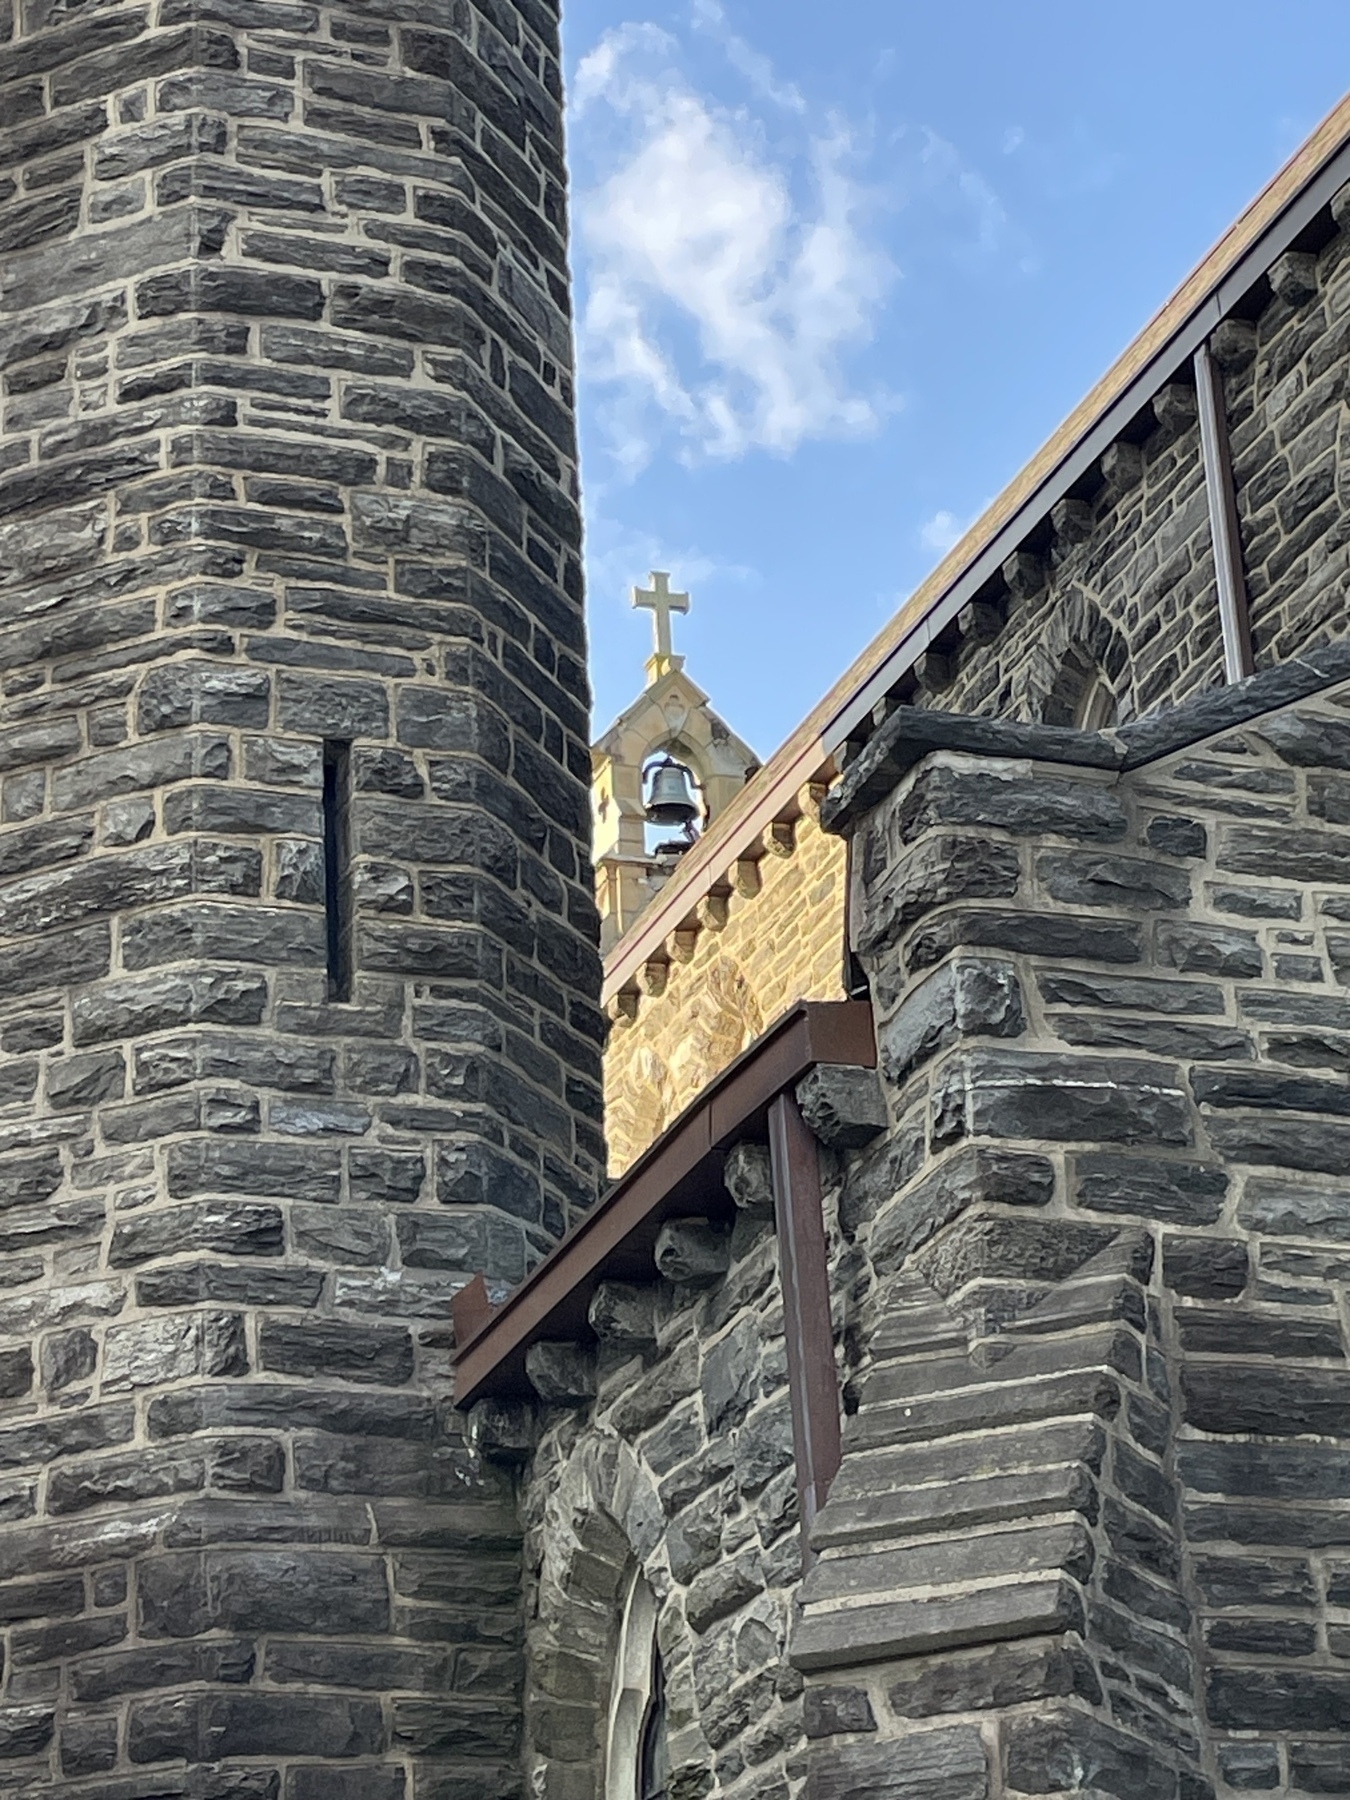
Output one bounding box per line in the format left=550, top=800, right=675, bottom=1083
left=796, top=1064, right=888, bottom=1149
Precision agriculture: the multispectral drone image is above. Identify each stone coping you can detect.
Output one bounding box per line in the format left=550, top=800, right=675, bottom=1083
left=822, top=637, right=1350, bottom=833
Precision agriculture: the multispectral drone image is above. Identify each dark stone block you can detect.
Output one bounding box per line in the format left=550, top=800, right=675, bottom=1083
left=804, top=1723, right=989, bottom=1800
left=871, top=1147, right=1054, bottom=1273
left=880, top=957, right=1024, bottom=1084
left=137, top=266, right=325, bottom=321
left=1219, top=824, right=1350, bottom=884
left=110, top=1202, right=284, bottom=1268
left=1162, top=1236, right=1248, bottom=1298
left=0, top=1403, right=135, bottom=1472
left=1183, top=1364, right=1350, bottom=1437
left=1183, top=1440, right=1350, bottom=1503
left=140, top=1548, right=389, bottom=1640
left=796, top=1064, right=887, bottom=1149
left=906, top=908, right=1141, bottom=974
left=825, top=705, right=1122, bottom=828
left=887, top=1639, right=1100, bottom=1718
left=260, top=1322, right=414, bottom=1386
left=896, top=765, right=1127, bottom=845
left=803, top=1685, right=876, bottom=1737
left=855, top=835, right=1021, bottom=956
left=1157, top=921, right=1262, bottom=977
left=149, top=1382, right=435, bottom=1444
left=1289, top=1742, right=1350, bottom=1793
left=1208, top=1668, right=1350, bottom=1732
left=1037, top=850, right=1190, bottom=911
left=1212, top=1115, right=1350, bottom=1176
left=1257, top=707, right=1350, bottom=768
left=1053, top=1012, right=1253, bottom=1062
left=166, top=1140, right=341, bottom=1204
left=1072, top=1155, right=1226, bottom=1224
left=0, top=1705, right=55, bottom=1761
left=936, top=1049, right=1191, bottom=1147
left=1002, top=1704, right=1176, bottom=1800
left=1193, top=1065, right=1350, bottom=1118
left=1145, top=815, right=1207, bottom=857
left=60, top=1711, right=119, bottom=1777
left=913, top=1213, right=1117, bottom=1296
left=129, top=1690, right=384, bottom=1763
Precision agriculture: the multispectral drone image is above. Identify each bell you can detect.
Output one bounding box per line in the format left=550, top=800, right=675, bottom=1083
left=645, top=759, right=698, bottom=829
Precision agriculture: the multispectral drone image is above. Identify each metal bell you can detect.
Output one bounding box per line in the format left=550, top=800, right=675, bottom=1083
left=644, top=759, right=699, bottom=829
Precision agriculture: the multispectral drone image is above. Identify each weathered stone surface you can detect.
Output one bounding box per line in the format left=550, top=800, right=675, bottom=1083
left=934, top=1050, right=1192, bottom=1148
left=792, top=1577, right=1084, bottom=1672
left=723, top=1142, right=775, bottom=1215
left=1237, top=1178, right=1350, bottom=1238
left=656, top=1219, right=731, bottom=1285
left=855, top=835, right=1022, bottom=956
left=0, top=4, right=589, bottom=1792
left=803, top=1684, right=877, bottom=1738
left=1162, top=1235, right=1248, bottom=1298
left=895, top=764, right=1127, bottom=845
left=525, top=1341, right=596, bottom=1406
left=880, top=956, right=1025, bottom=1084
left=1037, top=849, right=1191, bottom=911
left=804, top=1725, right=989, bottom=1799
left=1072, top=1155, right=1227, bottom=1224
left=1003, top=1705, right=1176, bottom=1799
left=588, top=1282, right=657, bottom=1349
left=872, top=1147, right=1055, bottom=1273
left=886, top=1639, right=1101, bottom=1717
left=796, top=1064, right=888, bottom=1149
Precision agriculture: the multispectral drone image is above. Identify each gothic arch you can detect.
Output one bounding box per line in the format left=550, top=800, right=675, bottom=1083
left=1017, top=589, right=1133, bottom=728
left=527, top=1435, right=701, bottom=1798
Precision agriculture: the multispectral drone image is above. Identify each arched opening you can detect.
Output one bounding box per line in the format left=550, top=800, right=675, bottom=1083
left=605, top=1567, right=669, bottom=1800
left=1044, top=643, right=1119, bottom=731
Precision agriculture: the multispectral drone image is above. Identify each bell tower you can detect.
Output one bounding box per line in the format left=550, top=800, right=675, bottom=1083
left=591, top=574, right=758, bottom=950
left=0, top=3, right=599, bottom=1793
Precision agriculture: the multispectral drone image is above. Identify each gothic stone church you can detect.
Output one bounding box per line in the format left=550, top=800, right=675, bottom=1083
left=3, top=6, right=1350, bottom=1800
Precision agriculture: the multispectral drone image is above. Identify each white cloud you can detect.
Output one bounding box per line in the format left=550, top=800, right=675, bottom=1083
left=689, top=0, right=805, bottom=115
left=912, top=128, right=1009, bottom=260
left=919, top=510, right=966, bottom=555
left=571, top=24, right=894, bottom=474
left=919, top=500, right=991, bottom=557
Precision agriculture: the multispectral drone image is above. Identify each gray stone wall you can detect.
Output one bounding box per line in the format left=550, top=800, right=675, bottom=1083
left=911, top=199, right=1350, bottom=731
left=803, top=687, right=1350, bottom=1799
left=522, top=1196, right=808, bottom=1800
left=519, top=677, right=1350, bottom=1800
left=0, top=3, right=599, bottom=1794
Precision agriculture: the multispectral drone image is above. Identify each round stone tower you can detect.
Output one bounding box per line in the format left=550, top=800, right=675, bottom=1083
left=0, top=3, right=600, bottom=1793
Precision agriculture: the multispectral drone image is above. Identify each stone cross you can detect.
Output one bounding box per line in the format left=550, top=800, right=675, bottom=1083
left=634, top=571, right=690, bottom=677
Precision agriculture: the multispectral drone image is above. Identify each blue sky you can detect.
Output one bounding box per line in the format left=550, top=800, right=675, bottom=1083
left=563, top=0, right=1350, bottom=760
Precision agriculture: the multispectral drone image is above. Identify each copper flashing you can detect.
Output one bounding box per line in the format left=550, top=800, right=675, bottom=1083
left=453, top=999, right=876, bottom=1407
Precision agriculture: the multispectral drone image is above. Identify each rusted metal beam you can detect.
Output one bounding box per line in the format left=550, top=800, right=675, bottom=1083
left=453, top=1000, right=875, bottom=1407
left=767, top=1090, right=843, bottom=1560
left=1194, top=338, right=1256, bottom=683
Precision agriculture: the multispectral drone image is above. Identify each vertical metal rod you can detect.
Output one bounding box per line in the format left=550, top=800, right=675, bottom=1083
left=767, top=1090, right=842, bottom=1564
left=1194, top=339, right=1255, bottom=683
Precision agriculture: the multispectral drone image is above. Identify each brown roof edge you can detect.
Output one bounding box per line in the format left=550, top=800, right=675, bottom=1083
left=453, top=999, right=876, bottom=1408
left=601, top=91, right=1350, bottom=1003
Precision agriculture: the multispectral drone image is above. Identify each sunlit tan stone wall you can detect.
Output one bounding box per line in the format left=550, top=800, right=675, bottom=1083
left=604, top=792, right=847, bottom=1176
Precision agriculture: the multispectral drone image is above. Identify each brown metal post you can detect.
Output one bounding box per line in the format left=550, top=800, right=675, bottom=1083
left=767, top=1090, right=843, bottom=1562
left=1194, top=338, right=1255, bottom=683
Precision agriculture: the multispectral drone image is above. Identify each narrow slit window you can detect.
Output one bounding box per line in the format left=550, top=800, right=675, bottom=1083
left=322, top=740, right=353, bottom=1002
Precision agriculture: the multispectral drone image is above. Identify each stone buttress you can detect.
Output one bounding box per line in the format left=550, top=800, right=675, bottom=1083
left=0, top=3, right=600, bottom=1794
left=798, top=670, right=1350, bottom=1800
